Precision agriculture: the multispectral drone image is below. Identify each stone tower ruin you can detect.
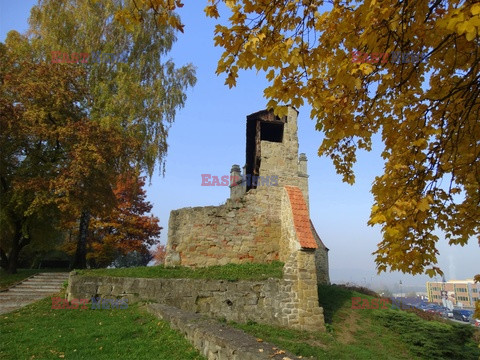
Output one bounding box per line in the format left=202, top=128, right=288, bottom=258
left=164, top=107, right=329, bottom=331
left=165, top=107, right=330, bottom=286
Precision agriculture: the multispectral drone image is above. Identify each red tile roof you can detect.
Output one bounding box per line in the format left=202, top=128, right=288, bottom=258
left=284, top=186, right=318, bottom=249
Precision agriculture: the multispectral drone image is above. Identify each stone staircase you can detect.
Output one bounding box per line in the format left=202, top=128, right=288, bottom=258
left=0, top=272, right=70, bottom=314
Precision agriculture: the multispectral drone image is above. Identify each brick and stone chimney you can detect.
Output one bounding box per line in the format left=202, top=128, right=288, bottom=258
left=229, top=164, right=245, bottom=199
left=298, top=153, right=309, bottom=212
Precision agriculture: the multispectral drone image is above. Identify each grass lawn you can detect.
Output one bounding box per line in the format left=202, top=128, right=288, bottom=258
left=0, top=293, right=204, bottom=360
left=230, top=284, right=480, bottom=360
left=3, top=270, right=477, bottom=360
left=0, top=269, right=69, bottom=290
left=77, top=261, right=284, bottom=281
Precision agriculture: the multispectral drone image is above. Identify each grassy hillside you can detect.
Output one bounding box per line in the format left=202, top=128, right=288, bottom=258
left=231, top=284, right=480, bottom=359
left=3, top=269, right=477, bottom=359
left=0, top=294, right=204, bottom=360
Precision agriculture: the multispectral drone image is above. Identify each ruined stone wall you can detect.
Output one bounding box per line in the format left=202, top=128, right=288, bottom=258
left=67, top=275, right=286, bottom=325
left=165, top=187, right=283, bottom=267
left=257, top=107, right=309, bottom=201
left=282, top=250, right=325, bottom=330
left=67, top=264, right=325, bottom=332
left=313, top=229, right=330, bottom=285
left=279, top=188, right=300, bottom=262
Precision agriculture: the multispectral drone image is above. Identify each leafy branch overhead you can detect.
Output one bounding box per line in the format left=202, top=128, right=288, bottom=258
left=119, top=0, right=479, bottom=277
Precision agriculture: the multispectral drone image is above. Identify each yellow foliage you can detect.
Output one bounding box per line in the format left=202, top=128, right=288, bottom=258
left=116, top=0, right=480, bottom=279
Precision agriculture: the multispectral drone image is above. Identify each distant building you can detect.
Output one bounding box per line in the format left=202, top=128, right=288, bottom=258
left=426, top=279, right=479, bottom=308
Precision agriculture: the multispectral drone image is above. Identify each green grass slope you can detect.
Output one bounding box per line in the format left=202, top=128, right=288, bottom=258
left=77, top=261, right=284, bottom=281
left=231, top=284, right=480, bottom=359
left=0, top=295, right=204, bottom=360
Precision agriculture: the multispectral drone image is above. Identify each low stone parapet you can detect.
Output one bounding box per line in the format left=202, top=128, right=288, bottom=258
left=67, top=273, right=325, bottom=332
left=147, top=303, right=301, bottom=360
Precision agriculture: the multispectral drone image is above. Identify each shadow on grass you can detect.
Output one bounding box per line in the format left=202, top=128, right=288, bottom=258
left=317, top=284, right=378, bottom=324
left=317, top=284, right=355, bottom=323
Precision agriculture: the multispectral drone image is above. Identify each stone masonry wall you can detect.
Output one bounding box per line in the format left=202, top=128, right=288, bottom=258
left=282, top=251, right=325, bottom=330
left=278, top=187, right=325, bottom=330
left=67, top=273, right=326, bottom=332
left=259, top=142, right=309, bottom=204
left=279, top=188, right=300, bottom=262
left=257, top=107, right=309, bottom=206
left=165, top=186, right=283, bottom=267
left=67, top=275, right=282, bottom=324
left=67, top=184, right=326, bottom=332
left=312, top=226, right=330, bottom=285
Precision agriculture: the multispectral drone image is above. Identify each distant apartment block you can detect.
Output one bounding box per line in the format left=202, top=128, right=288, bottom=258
left=426, top=279, right=479, bottom=308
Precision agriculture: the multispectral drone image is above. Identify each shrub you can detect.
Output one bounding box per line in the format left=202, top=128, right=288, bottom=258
left=110, top=251, right=151, bottom=268
left=373, top=309, right=479, bottom=359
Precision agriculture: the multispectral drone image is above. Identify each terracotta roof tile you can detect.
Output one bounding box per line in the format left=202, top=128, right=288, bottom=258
left=284, top=186, right=318, bottom=249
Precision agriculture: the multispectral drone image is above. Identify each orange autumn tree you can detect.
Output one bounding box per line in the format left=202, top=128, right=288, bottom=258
left=119, top=0, right=479, bottom=278
left=64, top=174, right=162, bottom=268
left=151, top=244, right=167, bottom=265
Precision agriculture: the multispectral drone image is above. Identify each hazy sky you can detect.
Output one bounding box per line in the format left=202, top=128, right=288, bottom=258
left=1, top=1, right=478, bottom=289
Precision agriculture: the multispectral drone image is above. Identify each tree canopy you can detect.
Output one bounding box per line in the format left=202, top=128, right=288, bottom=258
left=120, top=0, right=478, bottom=277
left=29, top=0, right=196, bottom=176
left=1, top=0, right=196, bottom=272
left=0, top=31, right=92, bottom=272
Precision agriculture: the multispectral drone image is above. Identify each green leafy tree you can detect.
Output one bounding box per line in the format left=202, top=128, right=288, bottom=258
left=0, top=31, right=90, bottom=273
left=0, top=30, right=126, bottom=273
left=27, top=0, right=196, bottom=268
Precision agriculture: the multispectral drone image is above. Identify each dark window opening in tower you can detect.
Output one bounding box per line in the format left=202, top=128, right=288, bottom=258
left=260, top=122, right=284, bottom=142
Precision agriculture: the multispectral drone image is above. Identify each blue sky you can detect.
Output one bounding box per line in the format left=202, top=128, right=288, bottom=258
left=1, top=0, right=477, bottom=290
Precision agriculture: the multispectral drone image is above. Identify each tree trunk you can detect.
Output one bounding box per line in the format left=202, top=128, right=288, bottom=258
left=4, top=219, right=29, bottom=274
left=0, top=248, right=8, bottom=271
left=71, top=209, right=90, bottom=269
left=7, top=239, right=20, bottom=274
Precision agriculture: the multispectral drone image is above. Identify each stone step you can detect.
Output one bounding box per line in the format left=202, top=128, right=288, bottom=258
left=0, top=302, right=34, bottom=314
left=13, top=284, right=63, bottom=289
left=27, top=277, right=68, bottom=282
left=33, top=272, right=69, bottom=276
left=0, top=300, right=37, bottom=307
left=0, top=272, right=70, bottom=315
left=11, top=287, right=61, bottom=292
left=0, top=295, right=46, bottom=302
left=0, top=293, right=46, bottom=299
left=7, top=288, right=61, bottom=294
left=33, top=273, right=69, bottom=278
left=24, top=281, right=67, bottom=286
left=12, top=286, right=64, bottom=290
